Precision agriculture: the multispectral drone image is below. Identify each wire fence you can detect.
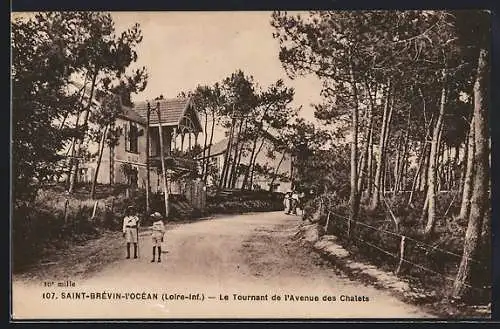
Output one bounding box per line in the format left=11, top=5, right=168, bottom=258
left=323, top=203, right=490, bottom=294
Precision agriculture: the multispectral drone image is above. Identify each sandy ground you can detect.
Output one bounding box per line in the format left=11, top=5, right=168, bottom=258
left=12, top=211, right=432, bottom=319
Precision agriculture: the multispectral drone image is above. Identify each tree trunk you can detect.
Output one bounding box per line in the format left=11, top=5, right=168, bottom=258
left=420, top=187, right=429, bottom=223
left=458, top=116, right=476, bottom=220
left=249, top=137, right=267, bottom=190
left=365, top=80, right=377, bottom=198
left=396, top=112, right=411, bottom=192
left=109, top=144, right=114, bottom=186
left=65, top=73, right=90, bottom=188
left=145, top=108, right=151, bottom=214
left=90, top=125, right=109, bottom=200
left=358, top=104, right=373, bottom=193
left=393, top=136, right=402, bottom=193
left=436, top=140, right=445, bottom=192
left=401, top=148, right=409, bottom=191
left=371, top=82, right=391, bottom=210
left=367, top=127, right=374, bottom=198
left=68, top=69, right=99, bottom=193
left=399, top=141, right=409, bottom=192
left=408, top=142, right=427, bottom=205
left=459, top=126, right=470, bottom=193
left=231, top=131, right=247, bottom=188
left=268, top=152, right=286, bottom=192
left=229, top=119, right=244, bottom=187
left=424, top=68, right=448, bottom=235
left=348, top=59, right=360, bottom=236
left=453, top=47, right=490, bottom=298
left=448, top=146, right=454, bottom=190
left=382, top=90, right=394, bottom=195
left=220, top=114, right=236, bottom=189
left=357, top=103, right=370, bottom=181
left=66, top=117, right=80, bottom=189
left=384, top=156, right=390, bottom=195
left=453, top=144, right=460, bottom=190
left=419, top=138, right=432, bottom=191
left=242, top=135, right=259, bottom=190
left=201, top=110, right=209, bottom=178
left=204, top=112, right=217, bottom=185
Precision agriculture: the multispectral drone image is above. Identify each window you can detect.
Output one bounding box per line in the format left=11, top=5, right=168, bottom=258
left=124, top=121, right=139, bottom=154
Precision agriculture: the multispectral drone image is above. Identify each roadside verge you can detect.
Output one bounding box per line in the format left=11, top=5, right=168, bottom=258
left=295, top=223, right=491, bottom=318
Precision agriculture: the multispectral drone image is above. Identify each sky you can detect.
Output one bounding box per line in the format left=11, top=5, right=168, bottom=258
left=111, top=11, right=324, bottom=127
left=12, top=11, right=329, bottom=150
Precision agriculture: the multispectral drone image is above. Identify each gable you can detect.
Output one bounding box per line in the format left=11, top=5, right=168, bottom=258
left=179, top=102, right=203, bottom=132
left=131, top=97, right=202, bottom=132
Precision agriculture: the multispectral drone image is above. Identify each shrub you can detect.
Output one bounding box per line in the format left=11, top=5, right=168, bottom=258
left=12, top=203, right=99, bottom=272
left=206, top=198, right=283, bottom=215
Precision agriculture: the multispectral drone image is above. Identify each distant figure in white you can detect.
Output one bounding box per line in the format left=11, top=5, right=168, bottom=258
left=150, top=212, right=166, bottom=263
left=284, top=191, right=292, bottom=214
left=122, top=206, right=140, bottom=259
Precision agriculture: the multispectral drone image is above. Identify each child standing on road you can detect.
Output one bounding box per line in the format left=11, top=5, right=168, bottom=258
left=123, top=206, right=140, bottom=259
left=150, top=212, right=165, bottom=263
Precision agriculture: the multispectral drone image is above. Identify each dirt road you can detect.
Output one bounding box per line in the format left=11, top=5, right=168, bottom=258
left=12, top=211, right=432, bottom=319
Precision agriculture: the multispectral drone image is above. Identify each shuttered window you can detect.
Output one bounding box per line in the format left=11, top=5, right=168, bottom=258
left=129, top=122, right=139, bottom=153
left=123, top=123, right=129, bottom=152
left=123, top=121, right=139, bottom=154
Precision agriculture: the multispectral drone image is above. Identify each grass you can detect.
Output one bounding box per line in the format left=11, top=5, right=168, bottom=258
left=14, top=230, right=125, bottom=281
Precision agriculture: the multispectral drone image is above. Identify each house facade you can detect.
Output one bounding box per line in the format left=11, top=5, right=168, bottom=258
left=200, top=135, right=293, bottom=193
left=81, top=97, right=203, bottom=194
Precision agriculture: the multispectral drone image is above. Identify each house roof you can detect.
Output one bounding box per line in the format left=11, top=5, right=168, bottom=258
left=118, top=105, right=147, bottom=125
left=197, top=132, right=290, bottom=160
left=132, top=98, right=201, bottom=130
left=203, top=138, right=230, bottom=157
left=69, top=79, right=203, bottom=131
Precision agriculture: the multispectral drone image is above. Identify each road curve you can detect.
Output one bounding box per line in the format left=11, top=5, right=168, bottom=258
left=12, top=211, right=432, bottom=319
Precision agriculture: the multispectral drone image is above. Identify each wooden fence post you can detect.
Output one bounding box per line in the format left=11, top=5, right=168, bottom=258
left=396, top=235, right=406, bottom=275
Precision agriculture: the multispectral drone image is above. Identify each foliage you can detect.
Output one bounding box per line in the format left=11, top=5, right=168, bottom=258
left=270, top=10, right=478, bottom=165
left=11, top=12, right=148, bottom=203
left=12, top=202, right=98, bottom=272
left=12, top=13, right=81, bottom=203
left=180, top=70, right=299, bottom=190
left=271, top=10, right=491, bottom=299
left=206, top=190, right=284, bottom=214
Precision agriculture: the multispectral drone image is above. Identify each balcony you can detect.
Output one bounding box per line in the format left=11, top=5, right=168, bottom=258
left=148, top=155, right=198, bottom=173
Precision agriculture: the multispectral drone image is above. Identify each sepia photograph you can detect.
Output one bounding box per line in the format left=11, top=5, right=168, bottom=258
left=11, top=10, right=491, bottom=319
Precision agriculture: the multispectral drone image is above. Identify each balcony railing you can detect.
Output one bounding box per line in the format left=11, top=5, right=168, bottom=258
left=148, top=155, right=198, bottom=172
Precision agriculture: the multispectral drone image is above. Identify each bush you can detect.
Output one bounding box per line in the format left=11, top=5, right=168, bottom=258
left=206, top=197, right=284, bottom=215
left=12, top=204, right=99, bottom=272
left=205, top=190, right=284, bottom=215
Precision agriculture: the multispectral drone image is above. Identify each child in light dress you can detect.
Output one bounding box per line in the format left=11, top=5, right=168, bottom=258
left=150, top=212, right=165, bottom=263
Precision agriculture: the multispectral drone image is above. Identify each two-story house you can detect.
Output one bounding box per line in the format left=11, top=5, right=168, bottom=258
left=81, top=97, right=203, bottom=194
